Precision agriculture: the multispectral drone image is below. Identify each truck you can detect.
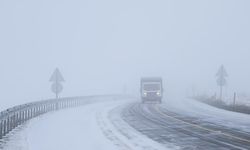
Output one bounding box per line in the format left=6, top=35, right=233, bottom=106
left=140, top=77, right=163, bottom=103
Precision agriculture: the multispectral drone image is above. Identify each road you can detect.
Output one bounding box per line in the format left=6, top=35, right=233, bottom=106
left=122, top=103, right=250, bottom=150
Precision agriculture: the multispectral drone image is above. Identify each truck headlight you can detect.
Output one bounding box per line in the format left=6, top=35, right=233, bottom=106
left=156, top=92, right=161, bottom=96
left=143, top=92, right=147, bottom=96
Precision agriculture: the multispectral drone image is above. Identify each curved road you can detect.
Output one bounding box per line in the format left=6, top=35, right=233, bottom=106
left=122, top=103, right=250, bottom=150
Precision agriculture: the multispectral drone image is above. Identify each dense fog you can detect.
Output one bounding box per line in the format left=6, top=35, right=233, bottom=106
left=1, top=0, right=250, bottom=109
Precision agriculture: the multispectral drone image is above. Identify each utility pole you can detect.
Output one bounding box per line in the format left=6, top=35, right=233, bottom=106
left=216, top=65, right=228, bottom=101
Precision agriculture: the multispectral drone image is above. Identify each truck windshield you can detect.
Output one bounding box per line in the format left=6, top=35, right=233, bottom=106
left=143, top=84, right=160, bottom=91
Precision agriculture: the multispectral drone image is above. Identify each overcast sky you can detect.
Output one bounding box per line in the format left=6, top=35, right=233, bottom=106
left=1, top=0, right=250, bottom=108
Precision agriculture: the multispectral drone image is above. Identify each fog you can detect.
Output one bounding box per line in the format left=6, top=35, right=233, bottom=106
left=1, top=0, right=250, bottom=108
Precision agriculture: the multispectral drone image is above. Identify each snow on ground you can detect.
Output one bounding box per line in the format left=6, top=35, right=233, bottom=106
left=1, top=98, right=168, bottom=150
left=163, top=96, right=250, bottom=132
left=4, top=95, right=250, bottom=150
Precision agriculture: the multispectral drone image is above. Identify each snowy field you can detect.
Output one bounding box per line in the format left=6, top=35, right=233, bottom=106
left=164, top=96, right=250, bottom=132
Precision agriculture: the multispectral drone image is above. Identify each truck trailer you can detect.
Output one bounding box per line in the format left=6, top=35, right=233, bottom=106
left=140, top=77, right=163, bottom=103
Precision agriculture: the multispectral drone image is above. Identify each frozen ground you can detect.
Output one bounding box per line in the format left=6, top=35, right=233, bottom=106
left=1, top=99, right=168, bottom=150
left=164, top=96, right=250, bottom=132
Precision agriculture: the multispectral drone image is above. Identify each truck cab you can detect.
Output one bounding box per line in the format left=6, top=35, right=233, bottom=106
left=141, top=77, right=163, bottom=103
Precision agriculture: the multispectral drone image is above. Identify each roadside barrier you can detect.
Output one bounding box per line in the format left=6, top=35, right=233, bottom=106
left=0, top=95, right=126, bottom=139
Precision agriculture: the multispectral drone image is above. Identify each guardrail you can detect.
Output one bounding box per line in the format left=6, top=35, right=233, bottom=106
left=0, top=95, right=125, bottom=139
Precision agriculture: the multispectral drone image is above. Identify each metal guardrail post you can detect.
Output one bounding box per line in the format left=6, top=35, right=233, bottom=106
left=21, top=111, right=24, bottom=123
left=3, top=119, right=7, bottom=136
left=16, top=113, right=19, bottom=127
left=11, top=115, right=14, bottom=130
left=8, top=116, right=11, bottom=132
left=30, top=108, right=33, bottom=119
left=31, top=107, right=33, bottom=118
left=18, top=112, right=21, bottom=125
left=7, top=117, right=10, bottom=133
left=27, top=109, right=29, bottom=120
left=0, top=120, right=2, bottom=139
left=17, top=112, right=20, bottom=125
left=25, top=109, right=28, bottom=121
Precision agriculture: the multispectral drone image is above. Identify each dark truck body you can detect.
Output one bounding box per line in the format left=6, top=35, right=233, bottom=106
left=140, top=77, right=163, bottom=103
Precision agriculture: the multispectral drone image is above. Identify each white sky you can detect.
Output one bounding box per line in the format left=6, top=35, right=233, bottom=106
left=0, top=0, right=250, bottom=107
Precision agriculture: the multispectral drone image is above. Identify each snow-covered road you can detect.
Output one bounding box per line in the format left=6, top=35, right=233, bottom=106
left=2, top=96, right=250, bottom=150
left=121, top=96, right=250, bottom=150
left=1, top=98, right=167, bottom=150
